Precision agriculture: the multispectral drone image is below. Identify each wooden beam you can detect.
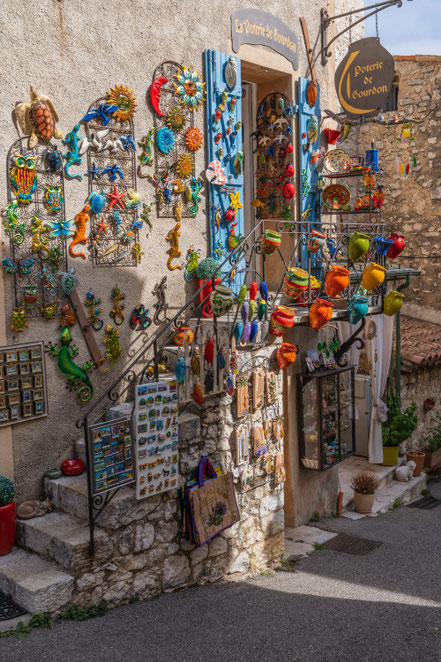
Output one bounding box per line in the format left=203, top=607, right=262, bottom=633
left=69, top=290, right=103, bottom=366
left=300, top=17, right=316, bottom=83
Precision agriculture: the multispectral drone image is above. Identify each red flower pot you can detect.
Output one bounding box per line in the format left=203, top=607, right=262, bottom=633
left=386, top=232, right=405, bottom=259
left=197, top=278, right=221, bottom=319
left=0, top=502, right=16, bottom=556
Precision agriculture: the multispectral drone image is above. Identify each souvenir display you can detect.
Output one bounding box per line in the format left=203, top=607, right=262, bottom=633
left=46, top=328, right=94, bottom=402
left=274, top=452, right=286, bottom=484
left=88, top=416, right=135, bottom=495
left=83, top=89, right=140, bottom=266
left=323, top=149, right=351, bottom=175
left=0, top=342, right=48, bottom=426
left=325, top=266, right=350, bottom=297
left=361, top=262, right=386, bottom=291
left=135, top=379, right=178, bottom=499
left=266, top=372, right=278, bottom=406
left=386, top=232, right=405, bottom=259
left=236, top=376, right=249, bottom=418
left=15, top=86, right=63, bottom=149
left=321, top=184, right=351, bottom=211
left=254, top=92, right=295, bottom=220
left=252, top=425, right=267, bottom=457
left=347, top=231, right=370, bottom=262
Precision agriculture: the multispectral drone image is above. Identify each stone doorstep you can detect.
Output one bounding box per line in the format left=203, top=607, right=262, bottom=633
left=342, top=473, right=427, bottom=520
left=284, top=525, right=338, bottom=560
left=0, top=548, right=74, bottom=615
left=16, top=511, right=111, bottom=572
left=339, top=456, right=406, bottom=510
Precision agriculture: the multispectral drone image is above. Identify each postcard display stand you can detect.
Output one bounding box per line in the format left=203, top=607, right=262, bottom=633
left=0, top=341, right=48, bottom=426
left=135, top=379, right=179, bottom=500
left=89, top=416, right=136, bottom=495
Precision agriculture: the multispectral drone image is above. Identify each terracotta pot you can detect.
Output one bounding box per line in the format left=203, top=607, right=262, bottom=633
left=386, top=232, right=405, bottom=259
left=325, top=266, right=350, bottom=297
left=307, top=230, right=326, bottom=254
left=209, top=285, right=235, bottom=317
left=269, top=305, right=296, bottom=337
left=354, top=492, right=375, bottom=514
left=382, top=446, right=399, bottom=466
left=347, top=294, right=369, bottom=325
left=284, top=267, right=309, bottom=290
left=276, top=343, right=298, bottom=370
left=0, top=501, right=16, bottom=556
left=347, top=231, right=370, bottom=261
left=422, top=446, right=441, bottom=471
left=406, top=450, right=425, bottom=477
left=197, top=277, right=221, bottom=319
left=309, top=298, right=333, bottom=330
left=260, top=230, right=281, bottom=255
left=361, top=262, right=386, bottom=291
left=383, top=290, right=404, bottom=316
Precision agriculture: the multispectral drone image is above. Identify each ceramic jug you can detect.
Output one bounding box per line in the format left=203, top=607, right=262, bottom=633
left=347, top=231, right=370, bottom=261
left=384, top=290, right=404, bottom=316
left=325, top=266, right=350, bottom=297
left=347, top=295, right=369, bottom=324
left=361, top=262, right=386, bottom=291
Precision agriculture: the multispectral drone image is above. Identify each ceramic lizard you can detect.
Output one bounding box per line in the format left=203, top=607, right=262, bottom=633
left=46, top=327, right=94, bottom=402
left=165, top=222, right=182, bottom=271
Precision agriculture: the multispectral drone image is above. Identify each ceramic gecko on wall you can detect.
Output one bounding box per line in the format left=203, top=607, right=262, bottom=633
left=46, top=327, right=94, bottom=402
left=69, top=203, right=91, bottom=259
left=165, top=223, right=182, bottom=270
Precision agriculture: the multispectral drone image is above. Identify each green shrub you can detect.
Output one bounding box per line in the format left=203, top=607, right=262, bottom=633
left=0, top=475, right=15, bottom=506
left=382, top=395, right=417, bottom=447
left=423, top=410, right=441, bottom=452
left=194, top=257, right=219, bottom=280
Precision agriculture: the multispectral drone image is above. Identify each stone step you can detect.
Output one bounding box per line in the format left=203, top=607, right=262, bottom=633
left=0, top=547, right=74, bottom=614
left=342, top=473, right=427, bottom=520
left=339, top=455, right=406, bottom=510
left=16, top=511, right=113, bottom=572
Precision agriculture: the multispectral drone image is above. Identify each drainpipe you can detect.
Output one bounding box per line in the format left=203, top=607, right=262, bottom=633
left=395, top=276, right=411, bottom=404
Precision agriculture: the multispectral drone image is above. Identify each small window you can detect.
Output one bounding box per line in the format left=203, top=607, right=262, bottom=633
left=384, top=73, right=399, bottom=112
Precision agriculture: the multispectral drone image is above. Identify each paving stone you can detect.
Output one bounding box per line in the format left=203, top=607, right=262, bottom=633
left=285, top=525, right=337, bottom=546
left=284, top=540, right=314, bottom=560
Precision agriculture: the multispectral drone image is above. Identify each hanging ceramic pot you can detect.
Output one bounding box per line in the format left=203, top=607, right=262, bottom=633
left=384, top=290, right=404, bottom=316
left=269, top=305, right=296, bottom=337
left=307, top=230, right=326, bottom=254
left=347, top=294, right=369, bottom=325
left=347, top=231, right=370, bottom=261
left=172, top=326, right=194, bottom=346
left=209, top=285, right=235, bottom=317
left=309, top=298, right=333, bottom=330
left=325, top=265, right=350, bottom=297
left=276, top=343, right=298, bottom=370
left=374, top=236, right=394, bottom=256
left=386, top=232, right=405, bottom=259
left=361, top=262, right=386, bottom=291
left=284, top=267, right=309, bottom=292
left=197, top=277, right=221, bottom=319
left=260, top=230, right=281, bottom=255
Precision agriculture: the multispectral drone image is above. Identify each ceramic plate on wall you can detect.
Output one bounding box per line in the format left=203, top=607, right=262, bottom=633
left=323, top=149, right=351, bottom=175
left=322, top=184, right=351, bottom=210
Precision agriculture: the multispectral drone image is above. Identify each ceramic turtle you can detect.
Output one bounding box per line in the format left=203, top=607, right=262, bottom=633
left=15, top=86, right=63, bottom=149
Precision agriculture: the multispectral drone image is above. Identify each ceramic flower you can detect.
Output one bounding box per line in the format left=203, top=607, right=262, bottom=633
left=174, top=66, right=206, bottom=111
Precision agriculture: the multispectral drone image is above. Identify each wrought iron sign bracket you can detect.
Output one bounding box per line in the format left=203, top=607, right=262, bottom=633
left=320, top=0, right=402, bottom=66
left=334, top=317, right=366, bottom=368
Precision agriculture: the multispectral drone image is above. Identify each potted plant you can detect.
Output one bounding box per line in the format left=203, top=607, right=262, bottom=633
left=350, top=471, right=379, bottom=514
left=382, top=395, right=417, bottom=466
left=194, top=257, right=221, bottom=319
left=0, top=475, right=16, bottom=556
left=421, top=410, right=441, bottom=471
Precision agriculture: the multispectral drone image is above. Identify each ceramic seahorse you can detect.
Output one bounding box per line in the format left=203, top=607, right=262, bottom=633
left=69, top=203, right=90, bottom=259
left=165, top=222, right=182, bottom=271
left=46, top=328, right=94, bottom=402
left=188, top=177, right=202, bottom=217
left=62, top=123, right=83, bottom=180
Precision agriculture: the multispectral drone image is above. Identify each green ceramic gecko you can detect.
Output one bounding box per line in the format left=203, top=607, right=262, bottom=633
left=46, top=327, right=94, bottom=402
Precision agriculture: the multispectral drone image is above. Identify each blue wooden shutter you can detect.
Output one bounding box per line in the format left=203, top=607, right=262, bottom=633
left=297, top=78, right=321, bottom=276
left=204, top=50, right=244, bottom=289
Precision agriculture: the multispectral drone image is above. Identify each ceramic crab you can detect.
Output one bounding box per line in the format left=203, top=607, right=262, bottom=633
left=15, top=86, right=63, bottom=149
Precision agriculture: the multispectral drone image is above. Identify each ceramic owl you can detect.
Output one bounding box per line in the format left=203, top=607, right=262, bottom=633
left=11, top=307, right=28, bottom=332
left=10, top=152, right=37, bottom=204
left=45, top=184, right=63, bottom=213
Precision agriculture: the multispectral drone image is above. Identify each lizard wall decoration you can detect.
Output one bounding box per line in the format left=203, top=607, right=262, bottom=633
left=46, top=327, right=94, bottom=402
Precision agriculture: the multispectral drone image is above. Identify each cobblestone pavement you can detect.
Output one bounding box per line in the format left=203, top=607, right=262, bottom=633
left=1, top=479, right=440, bottom=662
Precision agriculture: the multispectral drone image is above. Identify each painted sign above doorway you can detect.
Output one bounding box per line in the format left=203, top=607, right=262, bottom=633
left=335, top=37, right=394, bottom=119
left=231, top=9, right=299, bottom=70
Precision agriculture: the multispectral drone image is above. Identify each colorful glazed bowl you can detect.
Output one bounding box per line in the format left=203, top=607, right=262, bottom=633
left=61, top=459, right=85, bottom=476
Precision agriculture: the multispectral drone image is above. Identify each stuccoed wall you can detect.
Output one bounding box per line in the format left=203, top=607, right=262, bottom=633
left=356, top=56, right=441, bottom=322
left=0, top=0, right=346, bottom=500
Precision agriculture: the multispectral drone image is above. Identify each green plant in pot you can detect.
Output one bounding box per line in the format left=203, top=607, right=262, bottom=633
left=194, top=257, right=222, bottom=319
left=0, top=475, right=16, bottom=556
left=350, top=471, right=379, bottom=514
left=382, top=395, right=417, bottom=466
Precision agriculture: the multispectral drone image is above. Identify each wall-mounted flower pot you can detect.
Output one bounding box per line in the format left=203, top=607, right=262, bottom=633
left=197, top=278, right=221, bottom=319
left=325, top=266, right=350, bottom=297
left=260, top=230, right=281, bottom=255
left=354, top=492, right=375, bottom=514
left=383, top=446, right=399, bottom=466
left=384, top=290, right=404, bottom=316
left=347, top=231, right=370, bottom=261
left=406, top=450, right=425, bottom=477
left=0, top=502, right=16, bottom=556
left=269, top=305, right=296, bottom=337
left=347, top=294, right=369, bottom=325
left=309, top=298, right=333, bottom=330
left=361, top=262, right=386, bottom=291
left=386, top=232, right=405, bottom=259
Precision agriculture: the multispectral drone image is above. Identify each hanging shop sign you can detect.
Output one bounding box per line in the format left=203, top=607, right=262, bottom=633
left=231, top=9, right=299, bottom=70
left=335, top=38, right=394, bottom=119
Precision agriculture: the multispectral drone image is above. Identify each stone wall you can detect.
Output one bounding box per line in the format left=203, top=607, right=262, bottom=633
left=357, top=55, right=441, bottom=322
left=401, top=362, right=441, bottom=450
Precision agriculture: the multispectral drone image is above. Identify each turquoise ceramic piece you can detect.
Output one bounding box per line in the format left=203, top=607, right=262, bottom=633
left=347, top=295, right=369, bottom=325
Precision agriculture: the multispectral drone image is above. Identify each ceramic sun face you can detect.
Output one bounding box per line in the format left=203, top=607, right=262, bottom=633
left=176, top=153, right=193, bottom=178
left=184, top=126, right=203, bottom=151
left=166, top=106, right=186, bottom=133
left=107, top=85, right=137, bottom=122
left=174, top=66, right=206, bottom=111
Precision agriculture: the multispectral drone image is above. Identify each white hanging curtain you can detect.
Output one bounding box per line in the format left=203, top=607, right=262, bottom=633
left=337, top=320, right=363, bottom=421
left=366, top=314, right=395, bottom=464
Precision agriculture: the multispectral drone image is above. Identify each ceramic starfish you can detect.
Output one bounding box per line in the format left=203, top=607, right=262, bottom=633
left=106, top=184, right=126, bottom=210
left=96, top=216, right=110, bottom=237
left=229, top=190, right=243, bottom=212
left=87, top=162, right=102, bottom=180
